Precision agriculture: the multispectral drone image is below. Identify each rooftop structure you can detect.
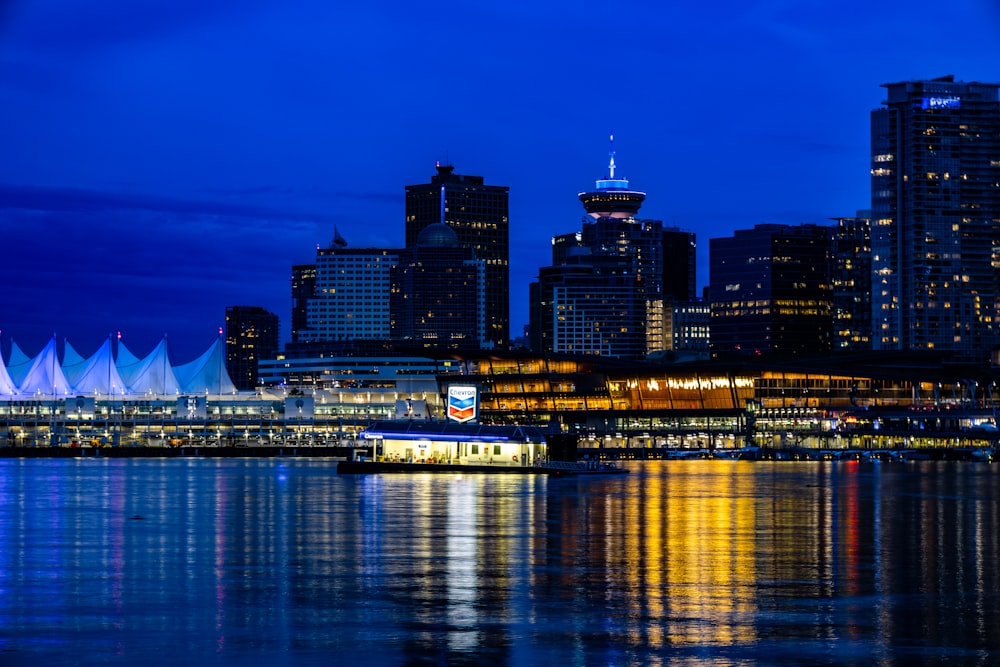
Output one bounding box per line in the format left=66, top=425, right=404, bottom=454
left=1, top=335, right=236, bottom=398
left=578, top=135, right=646, bottom=219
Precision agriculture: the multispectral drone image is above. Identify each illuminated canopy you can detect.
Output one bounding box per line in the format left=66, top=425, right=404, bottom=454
left=17, top=336, right=72, bottom=397
left=0, top=336, right=239, bottom=398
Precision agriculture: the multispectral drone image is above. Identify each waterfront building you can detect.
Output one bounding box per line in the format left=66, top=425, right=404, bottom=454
left=3, top=340, right=999, bottom=453
left=359, top=421, right=547, bottom=467
left=831, top=212, right=873, bottom=350
left=1, top=335, right=235, bottom=402
left=871, top=76, right=1000, bottom=360
left=431, top=349, right=1000, bottom=452
left=225, top=306, right=280, bottom=390
left=390, top=223, right=486, bottom=348
left=405, top=164, right=510, bottom=348
left=709, top=223, right=833, bottom=355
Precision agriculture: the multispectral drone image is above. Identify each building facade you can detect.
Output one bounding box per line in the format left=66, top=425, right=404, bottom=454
left=290, top=264, right=316, bottom=344
left=405, top=164, right=510, bottom=348
left=530, top=257, right=647, bottom=359
left=710, top=224, right=833, bottom=355
left=661, top=227, right=698, bottom=302
left=670, top=300, right=711, bottom=353
left=871, top=76, right=1000, bottom=359
left=531, top=142, right=693, bottom=359
left=225, top=306, right=279, bottom=390
left=390, top=223, right=486, bottom=348
left=297, top=245, right=402, bottom=343
left=831, top=212, right=872, bottom=350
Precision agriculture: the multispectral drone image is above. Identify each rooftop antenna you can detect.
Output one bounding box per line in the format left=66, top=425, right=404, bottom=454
left=333, top=225, right=347, bottom=248
left=608, top=133, right=616, bottom=179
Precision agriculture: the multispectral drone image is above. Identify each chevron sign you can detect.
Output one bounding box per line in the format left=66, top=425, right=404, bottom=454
left=447, top=386, right=478, bottom=424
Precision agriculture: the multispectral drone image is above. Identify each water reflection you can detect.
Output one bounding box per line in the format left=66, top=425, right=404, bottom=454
left=0, top=459, right=997, bottom=665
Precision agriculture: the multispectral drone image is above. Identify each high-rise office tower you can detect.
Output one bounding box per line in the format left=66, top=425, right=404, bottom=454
left=661, top=227, right=697, bottom=302
left=290, top=263, right=316, bottom=344
left=831, top=212, right=872, bottom=350
left=405, top=164, right=509, bottom=348
left=670, top=300, right=711, bottom=352
left=580, top=141, right=659, bottom=354
left=709, top=224, right=833, bottom=355
left=297, top=231, right=402, bottom=342
left=871, top=76, right=1000, bottom=359
left=390, top=223, right=486, bottom=348
left=225, top=306, right=279, bottom=390
left=530, top=140, right=686, bottom=358
left=529, top=253, right=646, bottom=359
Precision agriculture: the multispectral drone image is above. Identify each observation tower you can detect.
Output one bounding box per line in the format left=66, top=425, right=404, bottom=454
left=578, top=135, right=646, bottom=219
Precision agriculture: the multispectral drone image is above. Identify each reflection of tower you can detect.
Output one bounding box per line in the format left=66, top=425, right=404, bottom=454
left=405, top=164, right=509, bottom=348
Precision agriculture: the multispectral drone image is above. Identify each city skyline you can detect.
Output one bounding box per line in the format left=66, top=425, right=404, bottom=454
left=2, top=0, right=999, bottom=361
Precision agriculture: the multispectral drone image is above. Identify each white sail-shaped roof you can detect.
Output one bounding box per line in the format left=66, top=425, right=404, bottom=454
left=61, top=340, right=88, bottom=387
left=7, top=340, right=31, bottom=387
left=115, top=339, right=143, bottom=387
left=115, top=339, right=140, bottom=366
left=18, top=336, right=73, bottom=397
left=124, top=338, right=180, bottom=395
left=174, top=337, right=237, bottom=395
left=0, top=349, right=17, bottom=396
left=72, top=337, right=129, bottom=396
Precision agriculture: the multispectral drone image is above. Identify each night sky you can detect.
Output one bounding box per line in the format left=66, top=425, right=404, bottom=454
left=2, top=1, right=999, bottom=363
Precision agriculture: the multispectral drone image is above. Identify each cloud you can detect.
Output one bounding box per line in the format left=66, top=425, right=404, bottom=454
left=0, top=182, right=338, bottom=221
left=0, top=182, right=351, bottom=360
left=0, top=0, right=270, bottom=55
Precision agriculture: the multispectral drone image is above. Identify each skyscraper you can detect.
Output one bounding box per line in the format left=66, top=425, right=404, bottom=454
left=831, top=212, right=872, bottom=350
left=530, top=140, right=686, bottom=359
left=297, top=241, right=402, bottom=343
left=871, top=76, right=1000, bottom=359
left=709, top=224, right=833, bottom=355
left=225, top=306, right=279, bottom=390
left=390, top=223, right=486, bottom=348
left=405, top=164, right=509, bottom=348
left=290, top=263, right=316, bottom=344
left=661, top=227, right=697, bottom=302
left=530, top=253, right=647, bottom=359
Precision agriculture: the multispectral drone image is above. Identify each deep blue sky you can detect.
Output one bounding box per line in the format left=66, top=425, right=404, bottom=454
left=2, top=0, right=999, bottom=363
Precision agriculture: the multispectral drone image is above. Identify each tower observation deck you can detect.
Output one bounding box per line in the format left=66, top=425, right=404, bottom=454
left=578, top=135, right=646, bottom=219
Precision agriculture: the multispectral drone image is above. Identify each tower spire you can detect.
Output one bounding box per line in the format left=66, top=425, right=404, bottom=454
left=608, top=133, right=616, bottom=179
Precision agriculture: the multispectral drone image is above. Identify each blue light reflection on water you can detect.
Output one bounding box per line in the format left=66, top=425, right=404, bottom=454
left=0, top=458, right=998, bottom=665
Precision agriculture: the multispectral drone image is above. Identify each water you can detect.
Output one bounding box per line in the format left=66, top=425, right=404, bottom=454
left=0, top=459, right=998, bottom=666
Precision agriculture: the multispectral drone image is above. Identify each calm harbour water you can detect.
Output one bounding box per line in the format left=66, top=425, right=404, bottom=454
left=0, top=458, right=998, bottom=666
